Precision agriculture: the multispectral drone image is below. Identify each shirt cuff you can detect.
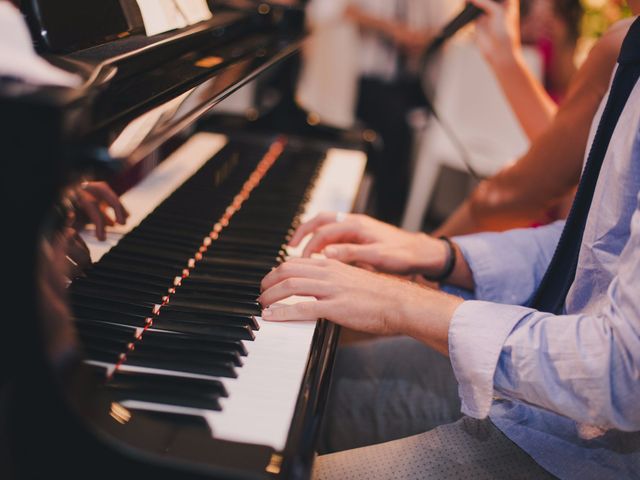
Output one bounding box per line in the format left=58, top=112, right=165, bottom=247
left=448, top=300, right=535, bottom=418
left=453, top=234, right=532, bottom=305
left=441, top=284, right=476, bottom=300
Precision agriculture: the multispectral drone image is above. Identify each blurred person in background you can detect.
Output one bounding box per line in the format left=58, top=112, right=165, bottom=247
left=300, top=0, right=461, bottom=226
left=436, top=1, right=632, bottom=236
left=473, top=0, right=583, bottom=141
left=301, top=0, right=583, bottom=227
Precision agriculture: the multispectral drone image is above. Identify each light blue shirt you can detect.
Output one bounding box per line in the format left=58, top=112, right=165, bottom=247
left=447, top=72, right=640, bottom=479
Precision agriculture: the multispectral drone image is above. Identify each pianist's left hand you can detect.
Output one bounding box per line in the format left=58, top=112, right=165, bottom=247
left=259, top=257, right=462, bottom=355
left=69, top=181, right=129, bottom=241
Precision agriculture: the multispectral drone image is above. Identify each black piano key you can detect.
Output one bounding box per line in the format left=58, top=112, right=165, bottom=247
left=177, top=280, right=259, bottom=296
left=213, top=234, right=288, bottom=248
left=131, top=341, right=242, bottom=367
left=164, top=299, right=261, bottom=319
left=85, top=269, right=175, bottom=291
left=193, top=263, right=271, bottom=278
left=78, top=328, right=136, bottom=347
left=151, top=318, right=255, bottom=341
left=71, top=297, right=157, bottom=318
left=74, top=310, right=151, bottom=327
left=77, top=319, right=247, bottom=360
left=122, top=232, right=204, bottom=251
left=83, top=344, right=127, bottom=363
left=196, top=256, right=279, bottom=270
left=144, top=331, right=248, bottom=356
left=124, top=353, right=237, bottom=378
left=71, top=283, right=162, bottom=304
left=107, top=251, right=190, bottom=270
left=175, top=287, right=260, bottom=303
left=75, top=319, right=140, bottom=337
left=105, top=387, right=223, bottom=411
left=202, top=248, right=285, bottom=264
left=157, top=309, right=258, bottom=331
left=185, top=272, right=261, bottom=289
left=82, top=337, right=238, bottom=378
left=109, top=370, right=228, bottom=397
left=109, top=242, right=197, bottom=263
left=89, top=266, right=178, bottom=286
left=97, top=259, right=182, bottom=279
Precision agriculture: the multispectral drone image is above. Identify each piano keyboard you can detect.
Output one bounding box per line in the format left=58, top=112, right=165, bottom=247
left=76, top=132, right=366, bottom=451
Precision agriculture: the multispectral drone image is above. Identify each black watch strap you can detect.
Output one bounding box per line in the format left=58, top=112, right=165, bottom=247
left=423, top=236, right=457, bottom=283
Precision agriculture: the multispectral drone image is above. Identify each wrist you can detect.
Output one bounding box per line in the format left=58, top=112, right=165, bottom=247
left=415, top=234, right=449, bottom=277
left=399, top=283, right=463, bottom=355
left=487, top=42, right=522, bottom=70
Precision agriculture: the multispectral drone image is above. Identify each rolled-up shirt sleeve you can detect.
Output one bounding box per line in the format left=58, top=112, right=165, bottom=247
left=449, top=202, right=640, bottom=431
left=448, top=300, right=536, bottom=418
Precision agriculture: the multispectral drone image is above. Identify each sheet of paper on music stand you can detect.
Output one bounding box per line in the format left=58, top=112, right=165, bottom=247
left=136, top=0, right=212, bottom=36
left=175, top=0, right=213, bottom=24
left=136, top=0, right=187, bottom=36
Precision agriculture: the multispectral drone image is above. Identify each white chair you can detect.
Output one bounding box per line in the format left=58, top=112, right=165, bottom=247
left=401, top=38, right=543, bottom=231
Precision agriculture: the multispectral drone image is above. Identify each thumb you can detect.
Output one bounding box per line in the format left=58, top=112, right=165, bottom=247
left=324, top=243, right=380, bottom=265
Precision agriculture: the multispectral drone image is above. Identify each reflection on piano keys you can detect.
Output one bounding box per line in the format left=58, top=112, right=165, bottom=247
left=76, top=132, right=366, bottom=451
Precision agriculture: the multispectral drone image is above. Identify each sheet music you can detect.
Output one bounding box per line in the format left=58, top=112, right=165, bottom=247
left=175, top=0, right=213, bottom=24
left=136, top=0, right=212, bottom=36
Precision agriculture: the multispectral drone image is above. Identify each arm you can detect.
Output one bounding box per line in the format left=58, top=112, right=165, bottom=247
left=260, top=215, right=561, bottom=355
left=262, top=205, right=640, bottom=431
left=470, top=0, right=557, bottom=141
left=436, top=18, right=631, bottom=237
left=450, top=221, right=563, bottom=305
left=285, top=212, right=561, bottom=296
left=343, top=5, right=435, bottom=54
left=451, top=193, right=640, bottom=430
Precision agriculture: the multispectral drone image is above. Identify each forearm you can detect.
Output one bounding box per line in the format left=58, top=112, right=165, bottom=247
left=436, top=88, right=591, bottom=238
left=399, top=284, right=463, bottom=356
left=446, top=222, right=564, bottom=305
left=435, top=184, right=561, bottom=238
left=489, top=49, right=557, bottom=141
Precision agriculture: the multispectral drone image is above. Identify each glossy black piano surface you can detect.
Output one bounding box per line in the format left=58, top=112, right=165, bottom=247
left=0, top=1, right=366, bottom=479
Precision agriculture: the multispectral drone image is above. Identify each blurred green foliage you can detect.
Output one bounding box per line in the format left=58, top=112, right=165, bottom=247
left=581, top=0, right=631, bottom=38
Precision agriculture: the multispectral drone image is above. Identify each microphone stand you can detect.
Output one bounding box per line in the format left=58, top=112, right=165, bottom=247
left=416, top=1, right=502, bottom=181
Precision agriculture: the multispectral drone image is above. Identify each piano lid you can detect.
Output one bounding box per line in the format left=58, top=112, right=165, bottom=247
left=5, top=0, right=305, bottom=173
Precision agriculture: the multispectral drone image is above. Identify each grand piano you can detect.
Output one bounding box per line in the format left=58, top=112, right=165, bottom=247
left=0, top=1, right=368, bottom=478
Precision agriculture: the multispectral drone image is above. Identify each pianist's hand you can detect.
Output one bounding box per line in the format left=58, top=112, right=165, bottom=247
left=289, top=212, right=448, bottom=277
left=259, top=257, right=462, bottom=354
left=70, top=181, right=129, bottom=241
left=469, top=0, right=521, bottom=67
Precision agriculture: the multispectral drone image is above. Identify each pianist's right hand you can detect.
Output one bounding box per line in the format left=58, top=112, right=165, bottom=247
left=288, top=212, right=450, bottom=278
